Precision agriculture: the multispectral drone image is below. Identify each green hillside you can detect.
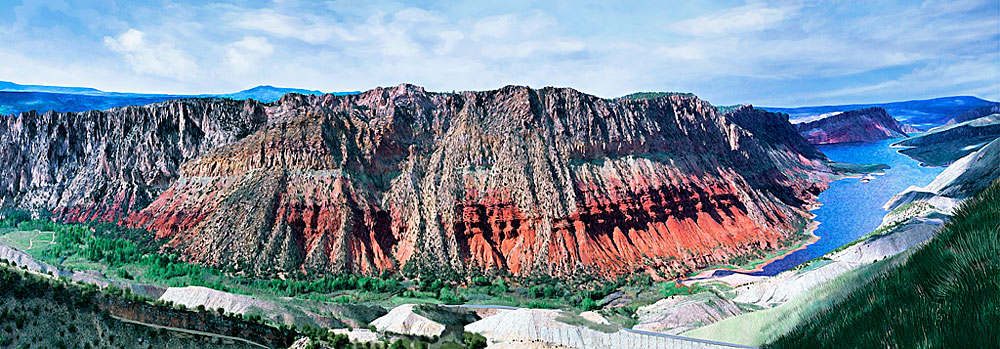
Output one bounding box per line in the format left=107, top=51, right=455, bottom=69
left=0, top=263, right=258, bottom=348
left=766, top=181, right=1000, bottom=348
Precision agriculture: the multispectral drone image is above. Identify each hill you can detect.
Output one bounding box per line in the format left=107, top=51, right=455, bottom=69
left=0, top=91, right=184, bottom=116
left=893, top=113, right=1000, bottom=166
left=0, top=261, right=289, bottom=348
left=764, top=96, right=998, bottom=130
left=766, top=179, right=1000, bottom=348
left=793, top=107, right=909, bottom=144
left=0, top=81, right=103, bottom=94
left=211, top=85, right=327, bottom=101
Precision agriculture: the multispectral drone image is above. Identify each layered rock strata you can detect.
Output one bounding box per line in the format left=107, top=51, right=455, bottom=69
left=0, top=99, right=267, bottom=221
left=1, top=85, right=833, bottom=278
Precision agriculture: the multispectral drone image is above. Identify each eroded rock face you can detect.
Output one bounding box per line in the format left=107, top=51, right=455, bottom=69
left=1, top=85, right=833, bottom=278
left=794, top=107, right=909, bottom=144
left=0, top=99, right=267, bottom=221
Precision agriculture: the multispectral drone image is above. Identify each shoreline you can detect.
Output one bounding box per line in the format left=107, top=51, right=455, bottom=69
left=678, top=147, right=915, bottom=287
left=679, top=217, right=821, bottom=287
left=676, top=169, right=857, bottom=287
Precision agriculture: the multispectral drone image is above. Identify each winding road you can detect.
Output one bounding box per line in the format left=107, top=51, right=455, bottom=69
left=111, top=315, right=268, bottom=348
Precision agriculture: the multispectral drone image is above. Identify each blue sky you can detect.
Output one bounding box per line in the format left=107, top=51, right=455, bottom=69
left=0, top=0, right=997, bottom=106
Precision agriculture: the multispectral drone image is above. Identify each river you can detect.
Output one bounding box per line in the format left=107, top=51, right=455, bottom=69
left=728, top=137, right=945, bottom=276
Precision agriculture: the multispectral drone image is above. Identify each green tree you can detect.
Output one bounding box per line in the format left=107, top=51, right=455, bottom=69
left=462, top=332, right=488, bottom=349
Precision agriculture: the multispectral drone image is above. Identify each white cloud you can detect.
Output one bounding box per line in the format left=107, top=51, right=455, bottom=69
left=4, top=1, right=997, bottom=105
left=226, top=36, right=274, bottom=72
left=816, top=58, right=1000, bottom=100
left=103, top=29, right=197, bottom=78
left=434, top=30, right=465, bottom=55
left=472, top=11, right=556, bottom=40
left=393, top=8, right=445, bottom=23
left=233, top=9, right=354, bottom=44
left=671, top=3, right=797, bottom=36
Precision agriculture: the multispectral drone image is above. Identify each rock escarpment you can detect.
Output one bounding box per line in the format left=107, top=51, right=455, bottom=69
left=794, top=107, right=909, bottom=144
left=1, top=85, right=833, bottom=279
left=0, top=99, right=267, bottom=221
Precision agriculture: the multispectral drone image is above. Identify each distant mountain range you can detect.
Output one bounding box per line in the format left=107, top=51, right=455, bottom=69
left=211, top=85, right=327, bottom=102
left=0, top=81, right=357, bottom=116
left=0, top=81, right=104, bottom=95
left=762, top=96, right=999, bottom=131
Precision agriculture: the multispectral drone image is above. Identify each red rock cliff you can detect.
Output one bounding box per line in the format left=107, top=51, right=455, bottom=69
left=1, top=85, right=833, bottom=279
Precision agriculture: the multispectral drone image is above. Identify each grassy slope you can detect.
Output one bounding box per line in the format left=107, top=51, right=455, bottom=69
left=767, top=181, right=1000, bottom=348
left=0, top=263, right=256, bottom=349
left=681, top=254, right=903, bottom=345
left=893, top=115, right=1000, bottom=166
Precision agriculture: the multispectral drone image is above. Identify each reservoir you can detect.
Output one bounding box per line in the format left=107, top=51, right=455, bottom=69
left=739, top=137, right=945, bottom=276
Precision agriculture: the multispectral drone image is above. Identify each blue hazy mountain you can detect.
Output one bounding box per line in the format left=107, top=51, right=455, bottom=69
left=210, top=85, right=326, bottom=101
left=763, top=96, right=999, bottom=130
left=0, top=81, right=104, bottom=95
left=0, top=81, right=358, bottom=116
left=0, top=91, right=183, bottom=116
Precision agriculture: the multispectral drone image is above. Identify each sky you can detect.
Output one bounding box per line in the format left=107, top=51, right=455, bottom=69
left=0, top=0, right=997, bottom=107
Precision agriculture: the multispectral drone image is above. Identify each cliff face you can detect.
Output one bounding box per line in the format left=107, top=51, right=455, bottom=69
left=0, top=99, right=267, bottom=221
left=1, top=85, right=833, bottom=278
left=794, top=107, right=909, bottom=144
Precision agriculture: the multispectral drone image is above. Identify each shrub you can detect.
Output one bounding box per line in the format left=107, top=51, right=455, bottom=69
left=330, top=333, right=350, bottom=348
left=115, top=269, right=133, bottom=280
left=462, top=332, right=488, bottom=349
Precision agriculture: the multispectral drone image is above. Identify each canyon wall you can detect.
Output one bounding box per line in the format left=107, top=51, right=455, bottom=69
left=1, top=85, right=834, bottom=279
left=0, top=99, right=267, bottom=221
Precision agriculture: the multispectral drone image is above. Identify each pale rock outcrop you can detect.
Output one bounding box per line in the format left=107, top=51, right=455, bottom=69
left=634, top=292, right=743, bottom=334
left=369, top=304, right=446, bottom=338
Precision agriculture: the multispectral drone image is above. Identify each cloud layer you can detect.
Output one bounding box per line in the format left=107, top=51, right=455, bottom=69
left=0, top=0, right=996, bottom=106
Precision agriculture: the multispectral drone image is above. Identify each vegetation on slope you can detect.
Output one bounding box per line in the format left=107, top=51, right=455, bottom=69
left=615, top=91, right=695, bottom=100
left=681, top=255, right=903, bottom=345
left=0, top=211, right=665, bottom=323
left=892, top=114, right=1000, bottom=166
left=766, top=180, right=1000, bottom=348
left=0, top=261, right=262, bottom=349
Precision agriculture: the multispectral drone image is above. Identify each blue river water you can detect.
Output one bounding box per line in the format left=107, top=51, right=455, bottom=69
left=721, top=137, right=945, bottom=277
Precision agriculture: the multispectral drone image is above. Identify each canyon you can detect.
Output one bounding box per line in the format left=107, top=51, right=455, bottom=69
left=0, top=84, right=836, bottom=279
